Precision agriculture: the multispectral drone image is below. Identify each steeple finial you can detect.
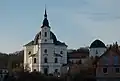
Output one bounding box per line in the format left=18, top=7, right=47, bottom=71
left=44, top=4, right=47, bottom=18
left=41, top=5, right=50, bottom=27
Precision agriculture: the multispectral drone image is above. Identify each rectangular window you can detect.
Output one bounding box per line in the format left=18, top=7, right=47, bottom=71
left=44, top=57, right=48, bottom=63
left=34, top=58, right=36, bottom=63
left=116, top=68, right=120, bottom=73
left=103, top=68, right=107, bottom=73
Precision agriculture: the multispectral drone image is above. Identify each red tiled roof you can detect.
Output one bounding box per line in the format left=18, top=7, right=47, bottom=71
left=95, top=45, right=120, bottom=64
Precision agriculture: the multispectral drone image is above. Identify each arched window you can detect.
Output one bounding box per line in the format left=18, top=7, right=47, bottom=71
left=45, top=32, right=47, bottom=37
left=44, top=49, right=47, bottom=53
left=44, top=57, right=48, bottom=63
left=34, top=58, right=36, bottom=63
left=55, top=58, right=58, bottom=63
left=60, top=51, right=63, bottom=54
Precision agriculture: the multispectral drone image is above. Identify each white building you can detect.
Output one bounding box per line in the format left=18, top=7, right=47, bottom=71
left=23, top=8, right=67, bottom=75
left=89, top=39, right=106, bottom=58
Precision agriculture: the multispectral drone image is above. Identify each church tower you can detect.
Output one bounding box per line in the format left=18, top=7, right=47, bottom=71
left=39, top=8, right=53, bottom=44
left=23, top=8, right=67, bottom=75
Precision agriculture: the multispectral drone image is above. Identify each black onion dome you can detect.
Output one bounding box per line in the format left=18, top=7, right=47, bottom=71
left=90, top=39, right=106, bottom=48
left=33, top=31, right=57, bottom=45
left=34, top=32, right=41, bottom=44
left=50, top=32, right=57, bottom=43
left=33, top=31, right=67, bottom=46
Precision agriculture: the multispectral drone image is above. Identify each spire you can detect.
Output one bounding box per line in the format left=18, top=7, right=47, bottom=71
left=42, top=5, right=49, bottom=27
left=44, top=5, right=47, bottom=18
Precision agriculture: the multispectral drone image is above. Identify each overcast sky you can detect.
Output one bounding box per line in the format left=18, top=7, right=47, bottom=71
left=0, top=0, right=120, bottom=53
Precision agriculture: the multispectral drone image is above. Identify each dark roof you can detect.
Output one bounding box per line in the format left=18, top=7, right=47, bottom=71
left=24, top=31, right=67, bottom=46
left=68, top=51, right=89, bottom=59
left=94, top=46, right=120, bottom=64
left=24, top=41, right=34, bottom=46
left=90, top=39, right=106, bottom=48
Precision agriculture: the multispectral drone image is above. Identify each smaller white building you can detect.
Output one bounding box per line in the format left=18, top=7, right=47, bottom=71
left=24, top=8, right=67, bottom=75
left=89, top=39, right=107, bottom=58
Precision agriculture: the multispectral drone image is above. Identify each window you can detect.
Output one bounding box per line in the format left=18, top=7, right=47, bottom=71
left=44, top=49, right=47, bottom=53
left=116, top=68, right=120, bottom=73
left=28, top=51, right=31, bottom=54
left=34, top=58, right=36, bottom=63
left=55, top=58, right=58, bottom=63
left=60, top=51, right=63, bottom=54
left=96, top=50, right=98, bottom=54
left=45, top=32, right=47, bottom=37
left=55, top=69, right=58, bottom=73
left=44, top=57, right=48, bottom=63
left=44, top=68, right=48, bottom=75
left=103, top=68, right=107, bottom=73
left=33, top=69, right=36, bottom=72
left=79, top=60, right=82, bottom=64
left=45, top=39, right=47, bottom=42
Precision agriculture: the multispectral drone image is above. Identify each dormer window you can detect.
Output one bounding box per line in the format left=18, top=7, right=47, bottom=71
left=45, top=32, right=47, bottom=37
